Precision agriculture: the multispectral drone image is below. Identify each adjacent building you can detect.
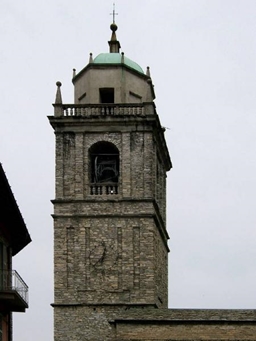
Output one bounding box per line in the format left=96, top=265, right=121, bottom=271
left=0, top=163, right=31, bottom=341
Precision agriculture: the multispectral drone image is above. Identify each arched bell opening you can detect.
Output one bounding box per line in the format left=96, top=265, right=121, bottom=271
left=89, top=142, right=119, bottom=195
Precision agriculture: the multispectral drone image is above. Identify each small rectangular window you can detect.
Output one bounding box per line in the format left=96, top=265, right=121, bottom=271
left=100, top=88, right=114, bottom=103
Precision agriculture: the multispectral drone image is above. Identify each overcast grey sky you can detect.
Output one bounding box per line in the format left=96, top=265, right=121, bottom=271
left=1, top=1, right=256, bottom=340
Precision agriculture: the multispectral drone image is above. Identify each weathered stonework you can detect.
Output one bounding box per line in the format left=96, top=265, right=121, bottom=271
left=49, top=23, right=256, bottom=341
left=53, top=214, right=168, bottom=306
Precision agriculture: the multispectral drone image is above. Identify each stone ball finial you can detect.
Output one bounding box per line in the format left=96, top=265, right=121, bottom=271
left=56, top=81, right=62, bottom=87
left=110, top=23, right=118, bottom=32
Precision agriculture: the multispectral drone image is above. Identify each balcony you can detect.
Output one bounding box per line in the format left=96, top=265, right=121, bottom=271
left=90, top=183, right=119, bottom=196
left=0, top=270, right=29, bottom=312
left=54, top=103, right=146, bottom=118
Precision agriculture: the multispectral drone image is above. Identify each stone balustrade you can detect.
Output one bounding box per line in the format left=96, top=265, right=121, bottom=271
left=90, top=183, right=119, bottom=195
left=54, top=104, right=146, bottom=117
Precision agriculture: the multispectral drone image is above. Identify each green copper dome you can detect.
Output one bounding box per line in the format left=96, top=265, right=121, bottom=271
left=93, top=53, right=144, bottom=74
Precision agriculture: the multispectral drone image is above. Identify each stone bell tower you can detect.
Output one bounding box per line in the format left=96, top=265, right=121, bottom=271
left=49, top=20, right=172, bottom=341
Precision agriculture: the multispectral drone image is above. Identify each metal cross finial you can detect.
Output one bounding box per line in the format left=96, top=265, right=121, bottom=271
left=110, top=3, right=118, bottom=24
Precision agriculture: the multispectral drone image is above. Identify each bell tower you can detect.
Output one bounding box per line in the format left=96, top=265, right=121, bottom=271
left=49, top=20, right=172, bottom=341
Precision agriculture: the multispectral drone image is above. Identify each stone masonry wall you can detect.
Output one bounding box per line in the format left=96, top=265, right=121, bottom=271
left=116, top=321, right=256, bottom=340
left=51, top=112, right=170, bottom=341
left=53, top=306, right=256, bottom=341
left=53, top=214, right=167, bottom=306
left=55, top=130, right=166, bottom=202
left=54, top=306, right=115, bottom=341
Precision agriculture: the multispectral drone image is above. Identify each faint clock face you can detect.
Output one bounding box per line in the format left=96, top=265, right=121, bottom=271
left=88, top=239, right=120, bottom=290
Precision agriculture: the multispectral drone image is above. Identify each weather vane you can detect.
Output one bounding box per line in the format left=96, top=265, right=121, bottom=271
left=110, top=3, right=118, bottom=24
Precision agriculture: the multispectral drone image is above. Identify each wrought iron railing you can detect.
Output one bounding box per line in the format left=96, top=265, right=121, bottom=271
left=90, top=183, right=119, bottom=195
left=0, top=270, right=29, bottom=305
